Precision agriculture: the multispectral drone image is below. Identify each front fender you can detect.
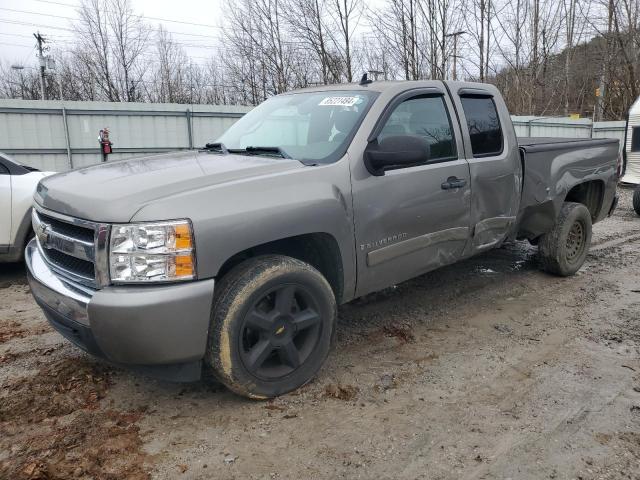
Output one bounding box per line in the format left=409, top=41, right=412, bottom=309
left=130, top=160, right=356, bottom=300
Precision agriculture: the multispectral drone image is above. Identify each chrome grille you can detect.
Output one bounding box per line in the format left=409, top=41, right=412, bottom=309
left=37, top=212, right=95, bottom=243
left=46, top=249, right=96, bottom=279
left=32, top=207, right=109, bottom=289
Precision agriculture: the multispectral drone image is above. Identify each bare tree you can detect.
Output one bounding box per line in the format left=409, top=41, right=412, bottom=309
left=368, top=0, right=423, bottom=80
left=286, top=0, right=335, bottom=84
left=151, top=26, right=190, bottom=103
left=107, top=0, right=151, bottom=101
left=1, top=0, right=638, bottom=119
left=464, top=0, right=492, bottom=81
left=606, top=0, right=640, bottom=118
left=74, top=0, right=149, bottom=101
left=224, top=0, right=295, bottom=100
left=328, top=0, right=363, bottom=82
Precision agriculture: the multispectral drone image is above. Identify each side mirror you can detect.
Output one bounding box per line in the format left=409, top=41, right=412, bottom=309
left=364, top=135, right=430, bottom=176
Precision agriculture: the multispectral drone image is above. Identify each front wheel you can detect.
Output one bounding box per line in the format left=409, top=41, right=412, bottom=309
left=206, top=255, right=336, bottom=399
left=633, top=186, right=640, bottom=216
left=538, top=202, right=592, bottom=277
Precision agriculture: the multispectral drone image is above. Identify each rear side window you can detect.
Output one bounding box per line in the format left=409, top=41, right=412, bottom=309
left=631, top=126, right=640, bottom=152
left=460, top=96, right=503, bottom=157
left=0, top=160, right=8, bottom=175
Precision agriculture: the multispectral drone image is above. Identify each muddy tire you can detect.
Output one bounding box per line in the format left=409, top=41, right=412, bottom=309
left=538, top=202, right=592, bottom=277
left=206, top=255, right=336, bottom=399
left=633, top=186, right=640, bottom=216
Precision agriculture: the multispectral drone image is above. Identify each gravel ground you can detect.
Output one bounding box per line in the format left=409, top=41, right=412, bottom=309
left=1, top=187, right=639, bottom=480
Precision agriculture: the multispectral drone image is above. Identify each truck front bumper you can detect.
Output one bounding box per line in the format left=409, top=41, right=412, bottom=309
left=25, top=238, right=215, bottom=381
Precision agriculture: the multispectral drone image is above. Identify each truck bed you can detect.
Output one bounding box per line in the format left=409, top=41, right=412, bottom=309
left=518, top=137, right=618, bottom=149
left=516, top=136, right=619, bottom=239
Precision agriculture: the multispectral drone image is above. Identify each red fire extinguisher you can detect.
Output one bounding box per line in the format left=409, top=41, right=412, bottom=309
left=99, top=128, right=113, bottom=162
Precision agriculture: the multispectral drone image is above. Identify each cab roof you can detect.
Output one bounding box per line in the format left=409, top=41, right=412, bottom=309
left=288, top=80, right=436, bottom=94
left=286, top=79, right=497, bottom=96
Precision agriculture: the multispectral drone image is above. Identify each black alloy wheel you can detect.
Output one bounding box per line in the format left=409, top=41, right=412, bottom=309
left=239, top=284, right=322, bottom=380
left=207, top=255, right=336, bottom=399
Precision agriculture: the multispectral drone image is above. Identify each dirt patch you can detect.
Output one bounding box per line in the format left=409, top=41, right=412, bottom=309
left=2, top=409, right=149, bottom=480
left=0, top=357, right=114, bottom=422
left=0, top=321, right=29, bottom=343
left=382, top=322, right=415, bottom=343
left=324, top=383, right=359, bottom=401
left=0, top=354, right=150, bottom=479
left=0, top=345, right=62, bottom=365
left=0, top=186, right=639, bottom=479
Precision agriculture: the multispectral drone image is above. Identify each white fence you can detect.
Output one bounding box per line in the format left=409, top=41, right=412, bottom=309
left=0, top=99, right=626, bottom=172
left=0, top=99, right=252, bottom=172
left=511, top=116, right=626, bottom=150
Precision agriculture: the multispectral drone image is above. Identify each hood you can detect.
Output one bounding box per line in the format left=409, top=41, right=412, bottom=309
left=35, top=151, right=304, bottom=222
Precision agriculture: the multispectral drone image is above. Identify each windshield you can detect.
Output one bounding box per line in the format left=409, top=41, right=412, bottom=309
left=0, top=152, right=18, bottom=165
left=216, top=90, right=378, bottom=163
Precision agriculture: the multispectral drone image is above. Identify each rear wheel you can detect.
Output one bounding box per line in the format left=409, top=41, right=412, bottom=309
left=206, top=255, right=336, bottom=399
left=538, top=202, right=592, bottom=277
left=633, top=186, right=640, bottom=216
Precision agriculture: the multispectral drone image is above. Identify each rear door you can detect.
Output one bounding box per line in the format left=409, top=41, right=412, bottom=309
left=0, top=160, right=11, bottom=251
left=447, top=85, right=521, bottom=253
left=351, top=87, right=471, bottom=296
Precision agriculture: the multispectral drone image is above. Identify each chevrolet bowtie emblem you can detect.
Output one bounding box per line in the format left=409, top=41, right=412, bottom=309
left=37, top=223, right=50, bottom=247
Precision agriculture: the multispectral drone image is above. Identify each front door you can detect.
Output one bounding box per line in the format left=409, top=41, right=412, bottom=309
left=351, top=89, right=471, bottom=296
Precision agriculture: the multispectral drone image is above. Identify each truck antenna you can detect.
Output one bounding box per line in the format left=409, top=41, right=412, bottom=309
left=359, top=73, right=373, bottom=86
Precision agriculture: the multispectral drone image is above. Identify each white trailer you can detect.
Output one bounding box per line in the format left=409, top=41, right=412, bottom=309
left=622, top=97, right=640, bottom=184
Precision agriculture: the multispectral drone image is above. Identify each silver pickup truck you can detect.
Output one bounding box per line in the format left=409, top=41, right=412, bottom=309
left=26, top=80, right=620, bottom=398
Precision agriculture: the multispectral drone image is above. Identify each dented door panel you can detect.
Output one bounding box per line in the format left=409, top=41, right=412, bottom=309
left=445, top=83, right=523, bottom=256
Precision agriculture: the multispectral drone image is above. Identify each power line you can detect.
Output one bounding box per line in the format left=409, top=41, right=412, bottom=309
left=0, top=32, right=43, bottom=40
left=0, top=7, right=225, bottom=41
left=48, top=36, right=221, bottom=51
left=0, top=41, right=35, bottom=48
left=0, top=19, right=75, bottom=32
left=0, top=21, right=224, bottom=53
left=29, top=0, right=225, bottom=29
left=0, top=7, right=75, bottom=21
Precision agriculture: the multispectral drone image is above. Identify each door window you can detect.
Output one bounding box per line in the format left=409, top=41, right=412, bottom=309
left=631, top=126, right=640, bottom=152
left=379, top=95, right=457, bottom=162
left=460, top=96, right=503, bottom=157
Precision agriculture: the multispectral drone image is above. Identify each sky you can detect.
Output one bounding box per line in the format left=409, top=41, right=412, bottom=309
left=0, top=0, right=383, bottom=71
left=0, top=0, right=230, bottom=69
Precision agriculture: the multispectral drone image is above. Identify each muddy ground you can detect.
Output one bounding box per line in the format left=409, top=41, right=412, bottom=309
left=1, top=187, right=639, bottom=480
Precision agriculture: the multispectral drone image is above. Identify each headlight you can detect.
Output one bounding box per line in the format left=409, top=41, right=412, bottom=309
left=109, top=220, right=196, bottom=283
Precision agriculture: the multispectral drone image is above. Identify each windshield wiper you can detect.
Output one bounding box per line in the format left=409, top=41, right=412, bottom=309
left=228, top=146, right=291, bottom=159
left=202, top=142, right=228, bottom=154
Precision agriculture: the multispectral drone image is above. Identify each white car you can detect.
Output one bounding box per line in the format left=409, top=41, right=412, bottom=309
left=0, top=153, right=55, bottom=262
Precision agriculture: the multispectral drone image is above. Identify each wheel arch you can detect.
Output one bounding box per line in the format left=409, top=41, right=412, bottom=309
left=216, top=232, right=345, bottom=304
left=564, top=179, right=605, bottom=221
left=1, top=207, right=33, bottom=262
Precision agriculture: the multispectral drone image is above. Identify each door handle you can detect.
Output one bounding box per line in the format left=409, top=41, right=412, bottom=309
left=441, top=176, right=467, bottom=190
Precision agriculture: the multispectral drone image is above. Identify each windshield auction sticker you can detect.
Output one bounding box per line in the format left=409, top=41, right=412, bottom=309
left=319, top=96, right=360, bottom=107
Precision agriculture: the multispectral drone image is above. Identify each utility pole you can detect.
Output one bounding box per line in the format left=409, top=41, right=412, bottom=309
left=33, top=32, right=47, bottom=100
left=445, top=31, right=466, bottom=81
left=595, top=0, right=614, bottom=122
